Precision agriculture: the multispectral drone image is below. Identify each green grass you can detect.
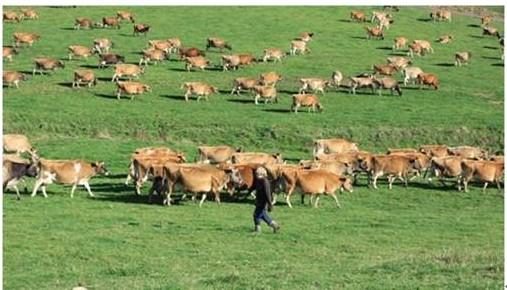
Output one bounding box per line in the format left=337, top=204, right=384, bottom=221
left=3, top=6, right=504, bottom=289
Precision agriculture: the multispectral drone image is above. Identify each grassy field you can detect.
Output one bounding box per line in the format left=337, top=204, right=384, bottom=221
left=2, top=6, right=505, bottom=289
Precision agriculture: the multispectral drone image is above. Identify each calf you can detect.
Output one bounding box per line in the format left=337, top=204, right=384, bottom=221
left=73, top=69, right=97, bottom=88
left=3, top=158, right=38, bottom=199
left=230, top=77, right=259, bottom=95
left=350, top=11, right=367, bottom=22
left=21, top=9, right=39, bottom=20
left=117, top=11, right=135, bottom=23
left=185, top=56, right=211, bottom=71
left=206, top=37, right=232, bottom=51
left=299, top=78, right=330, bottom=94
left=253, top=85, right=277, bottom=105
left=33, top=58, right=65, bottom=75
left=373, top=77, right=402, bottom=96
left=461, top=160, right=504, bottom=193
left=68, top=45, right=94, bottom=60
left=139, top=48, right=167, bottom=66
left=373, top=64, right=398, bottom=76
left=3, top=71, right=26, bottom=89
left=313, top=138, right=358, bottom=156
left=291, top=94, right=323, bottom=113
left=93, top=38, right=113, bottom=54
left=133, top=24, right=150, bottom=36
left=102, top=17, right=121, bottom=29
left=455, top=51, right=472, bottom=66
left=98, top=53, right=124, bottom=68
left=3, top=46, right=19, bottom=62
left=182, top=82, right=218, bottom=102
left=368, top=154, right=421, bottom=189
left=365, top=26, right=384, bottom=40
left=112, top=64, right=144, bottom=82
left=32, top=159, right=109, bottom=198
left=262, top=48, right=285, bottom=63
left=198, top=146, right=242, bottom=164
left=402, top=66, right=423, bottom=86
left=260, top=72, right=282, bottom=87
left=393, top=36, right=408, bottom=50
left=290, top=40, right=310, bottom=55
left=13, top=32, right=40, bottom=47
left=116, top=81, right=151, bottom=100
left=417, top=73, right=439, bottom=90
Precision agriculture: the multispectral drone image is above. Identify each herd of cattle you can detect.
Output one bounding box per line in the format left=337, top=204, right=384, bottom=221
left=2, top=134, right=504, bottom=208
left=3, top=7, right=504, bottom=111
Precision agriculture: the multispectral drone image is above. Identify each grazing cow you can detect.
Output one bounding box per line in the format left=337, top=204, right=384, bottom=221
left=481, top=15, right=493, bottom=26
left=419, top=145, right=449, bottom=158
left=3, top=46, right=19, bottom=62
left=291, top=169, right=352, bottom=208
left=331, top=70, right=343, bottom=87
left=73, top=69, right=97, bottom=88
left=198, top=146, right=242, bottom=164
left=299, top=78, right=330, bottom=94
left=313, top=138, right=358, bottom=156
left=179, top=47, right=205, bottom=59
left=102, top=17, right=121, bottom=29
left=260, top=72, right=282, bottom=87
left=221, top=55, right=241, bottom=71
left=93, top=38, right=113, bottom=54
left=3, top=71, right=26, bottom=89
left=387, top=56, right=411, bottom=70
left=252, top=85, right=278, bottom=105
left=365, top=26, right=384, bottom=40
left=112, top=64, right=144, bottom=82
left=74, top=18, right=94, bottom=30
left=4, top=11, right=23, bottom=22
left=448, top=146, right=487, bottom=160
left=3, top=134, right=36, bottom=156
left=429, top=156, right=464, bottom=188
left=32, top=160, right=109, bottom=198
left=33, top=58, right=64, bottom=75
left=232, top=152, right=283, bottom=164
left=373, top=77, right=402, bottom=96
left=417, top=73, right=439, bottom=90
left=290, top=40, right=310, bottom=55
left=116, top=81, right=151, bottom=100
left=68, top=45, right=94, bottom=60
left=3, top=158, right=38, bottom=199
left=437, top=34, right=453, bottom=44
left=133, top=24, right=150, bottom=36
left=185, top=56, right=211, bottom=71
left=393, top=36, right=408, bottom=50
left=413, top=40, right=434, bottom=54
left=366, top=154, right=421, bottom=189
left=402, top=66, right=423, bottom=86
left=430, top=9, right=452, bottom=22
left=262, top=48, right=285, bottom=63
left=230, top=77, right=259, bottom=95
left=373, top=64, right=398, bottom=76
left=139, top=48, right=167, bottom=66
left=350, top=11, right=367, bottom=22
left=206, top=37, right=232, bottom=51
left=291, top=94, right=323, bottom=113
left=117, top=11, right=135, bottom=23
left=13, top=32, right=40, bottom=47
left=461, top=160, right=504, bottom=193
left=98, top=53, right=124, bottom=68
left=170, top=165, right=242, bottom=207
left=181, top=82, right=218, bottom=102
left=350, top=75, right=377, bottom=95
left=455, top=51, right=472, bottom=66
left=408, top=42, right=424, bottom=57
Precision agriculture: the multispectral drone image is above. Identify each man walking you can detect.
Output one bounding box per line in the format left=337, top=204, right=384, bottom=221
left=253, top=167, right=280, bottom=234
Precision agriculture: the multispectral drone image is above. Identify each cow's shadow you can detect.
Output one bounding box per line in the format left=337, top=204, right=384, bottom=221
left=227, top=98, right=254, bottom=104
left=434, top=63, right=454, bottom=67
left=262, top=108, right=292, bottom=113
left=161, top=94, right=185, bottom=101
left=416, top=18, right=432, bottom=22
left=94, top=93, right=117, bottom=100
left=57, top=82, right=74, bottom=88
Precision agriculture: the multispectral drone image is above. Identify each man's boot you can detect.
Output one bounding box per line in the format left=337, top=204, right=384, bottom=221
left=270, top=221, right=280, bottom=233
left=253, top=225, right=261, bottom=234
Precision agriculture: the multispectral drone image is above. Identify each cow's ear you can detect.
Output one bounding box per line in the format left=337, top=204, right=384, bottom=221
left=91, top=162, right=98, bottom=167
left=339, top=177, right=347, bottom=182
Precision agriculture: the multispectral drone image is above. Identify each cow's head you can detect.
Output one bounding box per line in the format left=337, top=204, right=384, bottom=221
left=92, top=161, right=109, bottom=176
left=339, top=177, right=353, bottom=193
left=224, top=167, right=243, bottom=194
left=273, top=153, right=283, bottom=163
left=408, top=157, right=421, bottom=171
left=176, top=152, right=187, bottom=163
left=143, top=85, right=152, bottom=92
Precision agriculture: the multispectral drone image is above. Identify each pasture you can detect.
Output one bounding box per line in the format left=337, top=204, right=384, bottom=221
left=2, top=6, right=505, bottom=289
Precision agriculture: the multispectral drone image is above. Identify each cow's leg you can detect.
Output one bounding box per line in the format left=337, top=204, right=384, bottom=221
left=463, top=178, right=469, bottom=193
left=125, top=174, right=132, bottom=185
left=285, top=192, right=293, bottom=208
left=388, top=176, right=393, bottom=190
left=148, top=186, right=155, bottom=203
left=373, top=173, right=380, bottom=189
left=482, top=182, right=489, bottom=193
left=83, top=182, right=94, bottom=197
left=70, top=184, right=77, bottom=198
left=31, top=179, right=44, bottom=197
left=496, top=179, right=502, bottom=192
left=199, top=193, right=207, bottom=207
left=331, top=193, right=341, bottom=208
left=309, top=194, right=314, bottom=206
left=314, top=195, right=320, bottom=208
left=41, top=185, right=48, bottom=198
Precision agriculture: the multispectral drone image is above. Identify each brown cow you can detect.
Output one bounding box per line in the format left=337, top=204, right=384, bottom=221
left=253, top=86, right=277, bottom=105
left=366, top=154, right=421, bottom=189
left=373, top=64, right=398, bottom=76
left=263, top=48, right=285, bottom=63
left=393, top=37, right=408, bottom=50
left=299, top=78, right=330, bottom=94
left=133, top=24, right=150, bottom=36
left=461, top=160, right=504, bottom=192
left=139, top=48, right=167, bottom=66
left=74, top=18, right=94, bottom=30
left=238, top=54, right=256, bottom=66
left=455, top=51, right=472, bottom=66
left=68, top=45, right=94, bottom=60
left=482, top=26, right=501, bottom=38
left=313, top=138, right=358, bottom=156
left=260, top=72, right=283, bottom=87
left=13, top=32, right=40, bottom=47
left=206, top=37, right=232, bottom=51
left=112, top=64, right=144, bottom=82
left=93, top=38, right=113, bottom=54
left=418, top=73, right=439, bottom=90
left=3, top=46, right=19, bottom=62
left=33, top=58, right=65, bottom=75
left=481, top=15, right=493, bottom=27
left=32, top=159, right=109, bottom=198
left=365, top=26, right=384, bottom=40
left=428, top=156, right=464, bottom=189
left=198, top=146, right=242, bottom=164
left=437, top=34, right=453, bottom=44
left=185, top=56, right=211, bottom=71
left=430, top=9, right=452, bottom=22
left=102, top=17, right=121, bottom=29
left=98, top=53, right=125, bottom=68
left=3, top=11, right=23, bottom=22
left=295, top=32, right=314, bottom=42
left=181, top=82, right=218, bottom=102
left=73, top=69, right=97, bottom=88
left=350, top=11, right=367, bottom=22
left=291, top=94, right=323, bottom=113
left=117, top=11, right=135, bottom=23
left=116, top=81, right=151, bottom=100
left=221, top=55, right=241, bottom=71
left=179, top=47, right=205, bottom=59
left=3, top=71, right=26, bottom=89
left=230, top=77, right=259, bottom=95
left=3, top=158, right=38, bottom=199
left=373, top=77, right=402, bottom=96
left=290, top=40, right=310, bottom=55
